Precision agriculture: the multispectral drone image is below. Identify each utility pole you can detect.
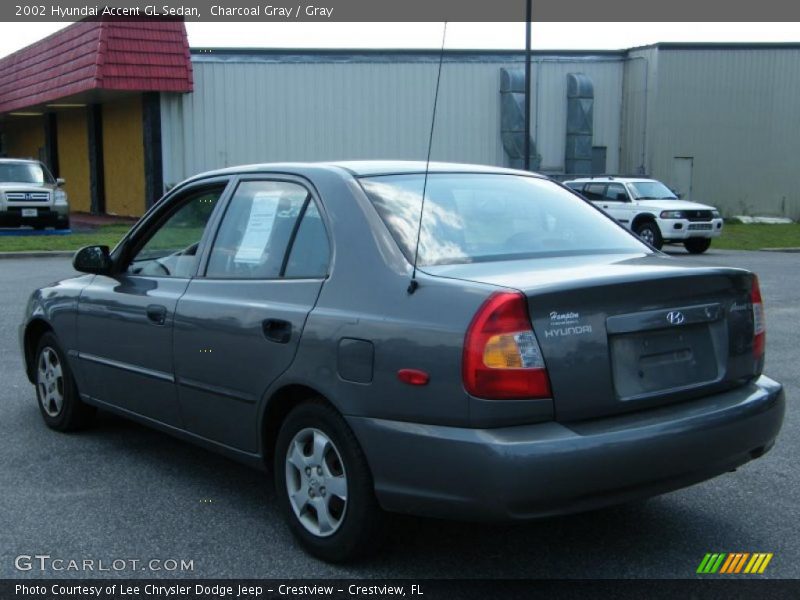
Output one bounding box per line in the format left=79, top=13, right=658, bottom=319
left=523, top=0, right=532, bottom=170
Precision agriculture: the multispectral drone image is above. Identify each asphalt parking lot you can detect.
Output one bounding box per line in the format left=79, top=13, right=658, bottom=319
left=0, top=249, right=797, bottom=579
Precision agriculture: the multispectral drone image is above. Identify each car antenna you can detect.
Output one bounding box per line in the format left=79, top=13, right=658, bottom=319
left=408, top=22, right=447, bottom=295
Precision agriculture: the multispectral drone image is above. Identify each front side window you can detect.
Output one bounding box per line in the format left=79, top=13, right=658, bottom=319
left=206, top=180, right=327, bottom=279
left=605, top=183, right=628, bottom=201
left=127, top=186, right=224, bottom=278
left=362, top=173, right=648, bottom=266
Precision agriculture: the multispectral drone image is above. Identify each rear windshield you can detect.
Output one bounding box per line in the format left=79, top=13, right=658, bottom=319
left=361, top=173, right=648, bottom=266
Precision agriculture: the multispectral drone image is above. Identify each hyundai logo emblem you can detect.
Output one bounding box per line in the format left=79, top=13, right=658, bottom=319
left=666, top=311, right=686, bottom=325
left=24, top=193, right=32, bottom=200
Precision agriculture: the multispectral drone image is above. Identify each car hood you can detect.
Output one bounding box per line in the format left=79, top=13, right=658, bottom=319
left=636, top=199, right=716, bottom=211
left=0, top=182, right=56, bottom=192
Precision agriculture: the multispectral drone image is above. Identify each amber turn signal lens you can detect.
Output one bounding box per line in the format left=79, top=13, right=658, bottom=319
left=483, top=334, right=524, bottom=368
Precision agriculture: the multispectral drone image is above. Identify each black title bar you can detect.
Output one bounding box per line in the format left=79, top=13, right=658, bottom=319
left=4, top=0, right=800, bottom=22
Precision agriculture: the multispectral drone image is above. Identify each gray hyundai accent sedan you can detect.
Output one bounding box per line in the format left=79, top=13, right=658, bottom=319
left=20, top=161, right=784, bottom=561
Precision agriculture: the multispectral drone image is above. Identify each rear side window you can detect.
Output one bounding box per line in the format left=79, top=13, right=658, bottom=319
left=206, top=180, right=328, bottom=279
left=284, top=202, right=330, bottom=278
left=361, top=173, right=647, bottom=266
left=582, top=183, right=606, bottom=200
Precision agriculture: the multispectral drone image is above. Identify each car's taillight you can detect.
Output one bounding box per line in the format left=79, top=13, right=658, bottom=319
left=752, top=276, right=766, bottom=364
left=462, top=291, right=551, bottom=399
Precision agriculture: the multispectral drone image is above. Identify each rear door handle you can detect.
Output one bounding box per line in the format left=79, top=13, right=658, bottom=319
left=262, top=319, right=292, bottom=343
left=146, top=304, right=167, bottom=325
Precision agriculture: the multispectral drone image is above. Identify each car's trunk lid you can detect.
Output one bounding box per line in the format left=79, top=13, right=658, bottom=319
left=425, top=253, right=759, bottom=421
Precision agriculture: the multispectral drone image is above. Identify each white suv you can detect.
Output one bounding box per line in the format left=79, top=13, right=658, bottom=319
left=0, top=159, right=69, bottom=230
left=563, top=177, right=723, bottom=254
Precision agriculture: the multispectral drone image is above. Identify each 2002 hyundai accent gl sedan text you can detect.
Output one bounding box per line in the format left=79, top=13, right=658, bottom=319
left=20, top=162, right=785, bottom=561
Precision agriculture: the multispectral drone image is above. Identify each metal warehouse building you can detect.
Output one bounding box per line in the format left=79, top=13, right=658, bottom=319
left=1, top=18, right=799, bottom=219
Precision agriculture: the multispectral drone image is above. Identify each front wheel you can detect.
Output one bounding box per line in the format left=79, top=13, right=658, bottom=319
left=634, top=221, right=663, bottom=250
left=684, top=238, right=711, bottom=254
left=274, top=399, right=385, bottom=562
left=34, top=332, right=95, bottom=431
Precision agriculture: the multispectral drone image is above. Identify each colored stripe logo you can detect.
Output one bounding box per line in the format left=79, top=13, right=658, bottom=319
left=697, top=553, right=773, bottom=574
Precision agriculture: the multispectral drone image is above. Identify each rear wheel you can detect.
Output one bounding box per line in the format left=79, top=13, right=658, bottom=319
left=274, top=398, right=385, bottom=562
left=684, top=238, right=711, bottom=254
left=634, top=220, right=663, bottom=250
left=34, top=332, right=95, bottom=431
left=55, top=218, right=70, bottom=230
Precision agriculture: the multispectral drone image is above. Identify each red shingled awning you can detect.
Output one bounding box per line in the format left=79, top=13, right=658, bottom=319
left=0, top=18, right=193, bottom=113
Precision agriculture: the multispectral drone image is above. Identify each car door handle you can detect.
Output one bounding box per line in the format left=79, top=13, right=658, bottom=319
left=262, top=319, right=292, bottom=343
left=603, top=204, right=609, bottom=208
left=146, top=304, right=167, bottom=325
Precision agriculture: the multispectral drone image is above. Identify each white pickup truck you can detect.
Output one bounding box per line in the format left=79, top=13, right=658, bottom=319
left=564, top=177, right=723, bottom=254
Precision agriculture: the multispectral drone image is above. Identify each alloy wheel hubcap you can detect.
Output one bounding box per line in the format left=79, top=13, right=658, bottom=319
left=37, top=347, right=64, bottom=417
left=640, top=228, right=655, bottom=244
left=285, top=427, right=348, bottom=537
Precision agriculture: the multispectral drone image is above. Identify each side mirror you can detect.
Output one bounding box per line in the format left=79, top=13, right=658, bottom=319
left=55, top=177, right=65, bottom=187
left=73, top=245, right=112, bottom=275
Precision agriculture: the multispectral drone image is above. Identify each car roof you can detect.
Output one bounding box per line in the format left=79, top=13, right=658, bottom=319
left=329, top=161, right=539, bottom=177
left=566, top=177, right=658, bottom=184
left=186, top=160, right=544, bottom=182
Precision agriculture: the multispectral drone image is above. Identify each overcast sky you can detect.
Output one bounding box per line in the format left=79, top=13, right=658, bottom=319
left=0, top=22, right=798, bottom=58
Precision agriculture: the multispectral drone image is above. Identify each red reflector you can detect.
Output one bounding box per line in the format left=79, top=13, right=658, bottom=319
left=398, top=369, right=430, bottom=386
left=470, top=368, right=551, bottom=400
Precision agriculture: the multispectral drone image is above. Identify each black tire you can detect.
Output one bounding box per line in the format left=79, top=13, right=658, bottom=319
left=684, top=238, right=711, bottom=254
left=33, top=224, right=46, bottom=231
left=634, top=220, right=663, bottom=250
left=34, top=332, right=95, bottom=431
left=55, top=219, right=70, bottom=231
left=274, top=398, right=385, bottom=562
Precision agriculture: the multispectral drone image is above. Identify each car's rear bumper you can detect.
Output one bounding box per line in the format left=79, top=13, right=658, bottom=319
left=347, top=375, right=784, bottom=520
